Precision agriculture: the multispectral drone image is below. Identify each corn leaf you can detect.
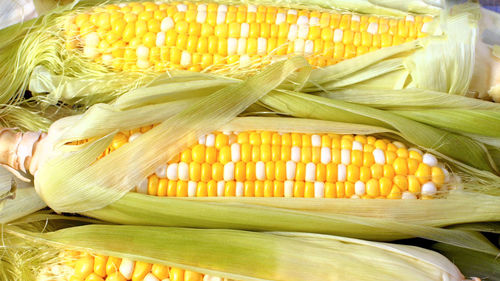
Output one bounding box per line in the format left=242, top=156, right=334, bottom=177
left=83, top=191, right=500, bottom=255
left=6, top=224, right=468, bottom=281
left=433, top=243, right=500, bottom=280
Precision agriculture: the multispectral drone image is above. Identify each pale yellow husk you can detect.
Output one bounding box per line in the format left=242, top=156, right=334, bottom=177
left=3, top=220, right=469, bottom=281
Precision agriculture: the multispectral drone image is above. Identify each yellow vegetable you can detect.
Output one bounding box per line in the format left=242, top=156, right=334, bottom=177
left=64, top=2, right=432, bottom=71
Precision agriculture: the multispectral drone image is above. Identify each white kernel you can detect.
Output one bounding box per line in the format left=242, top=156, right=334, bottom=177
left=136, top=45, right=149, bottom=60
left=422, top=182, right=437, bottom=196
left=314, top=182, right=325, bottom=198
left=341, top=149, right=351, bottom=165
left=223, top=162, right=235, bottom=181
left=180, top=51, right=191, bottom=67
left=217, top=181, right=225, bottom=196
left=392, top=141, right=406, bottom=149
left=367, top=22, right=378, bottom=34
left=284, top=180, right=294, bottom=197
left=402, top=191, right=417, bottom=199
left=155, top=164, right=167, bottom=178
left=136, top=178, right=148, bottom=194
left=178, top=162, right=189, bottom=181
left=304, top=40, right=314, bottom=56
left=177, top=4, right=187, bottom=12
left=198, top=135, right=206, bottom=145
left=206, top=134, right=215, bottom=147
left=161, top=17, right=174, bottom=31
left=291, top=146, right=301, bottom=162
left=276, top=13, right=286, bottom=24
left=239, top=54, right=251, bottom=68
left=333, top=29, right=343, bottom=43
left=144, top=273, right=160, bottom=281
left=83, top=46, right=99, bottom=59
left=238, top=38, right=247, bottom=55
left=257, top=37, right=267, bottom=55
left=311, top=135, right=321, bottom=147
left=305, top=163, right=316, bottom=182
left=156, top=31, right=166, bottom=46
left=236, top=182, right=244, bottom=197
left=288, top=24, right=298, bottom=41
left=423, top=153, right=438, bottom=167
left=294, top=39, right=305, bottom=54
left=421, top=22, right=430, bottom=33
left=351, top=195, right=360, bottom=199
left=197, top=4, right=207, bottom=11
left=286, top=160, right=296, bottom=180
left=84, top=32, right=99, bottom=47
left=167, top=163, right=178, bottom=180
left=240, top=23, right=249, bottom=38
left=227, top=37, right=237, bottom=55
left=231, top=143, right=241, bottom=162
left=119, top=259, right=134, bottom=279
left=406, top=15, right=415, bottom=22
left=355, top=181, right=366, bottom=196
left=287, top=9, right=298, bottom=15
left=297, top=15, right=308, bottom=25
left=128, top=132, right=141, bottom=142
left=217, top=11, right=226, bottom=24
left=196, top=10, right=207, bottom=23
left=188, top=181, right=197, bottom=197
left=338, top=164, right=347, bottom=182
left=373, top=149, right=386, bottom=164
left=298, top=24, right=309, bottom=39
left=256, top=161, right=266, bottom=180
left=320, top=147, right=331, bottom=164
left=217, top=4, right=227, bottom=13
left=101, top=54, right=113, bottom=65
left=352, top=15, right=361, bottom=22
left=137, top=59, right=150, bottom=69
left=352, top=141, right=363, bottom=151
left=310, top=17, right=320, bottom=26
left=248, top=5, right=257, bottom=13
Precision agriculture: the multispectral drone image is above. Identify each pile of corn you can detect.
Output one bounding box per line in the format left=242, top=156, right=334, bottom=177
left=0, top=1, right=500, bottom=281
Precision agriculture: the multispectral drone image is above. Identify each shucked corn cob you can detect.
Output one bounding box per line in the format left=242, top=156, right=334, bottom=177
left=57, top=251, right=224, bottom=281
left=0, top=126, right=450, bottom=199
left=64, top=1, right=433, bottom=71
left=65, top=125, right=449, bottom=200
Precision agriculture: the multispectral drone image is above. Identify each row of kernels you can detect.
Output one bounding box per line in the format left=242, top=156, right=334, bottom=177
left=67, top=250, right=206, bottom=281
left=140, top=178, right=435, bottom=199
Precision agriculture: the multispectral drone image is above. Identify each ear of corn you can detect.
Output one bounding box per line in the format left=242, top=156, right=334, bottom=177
left=4, top=222, right=470, bottom=281
left=64, top=2, right=432, bottom=72
left=0, top=0, right=485, bottom=132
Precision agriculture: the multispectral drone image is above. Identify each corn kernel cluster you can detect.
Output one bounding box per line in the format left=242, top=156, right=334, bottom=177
left=62, top=251, right=225, bottom=281
left=90, top=126, right=449, bottom=199
left=64, top=1, right=432, bottom=72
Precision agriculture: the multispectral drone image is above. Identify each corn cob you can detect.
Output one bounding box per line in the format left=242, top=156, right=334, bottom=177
left=59, top=251, right=224, bottom=281
left=1, top=125, right=449, bottom=200
left=64, top=1, right=433, bottom=71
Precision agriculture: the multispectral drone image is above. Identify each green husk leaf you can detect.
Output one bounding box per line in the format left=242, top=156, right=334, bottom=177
left=84, top=191, right=500, bottom=254
left=433, top=243, right=500, bottom=280
left=318, top=88, right=500, bottom=110
left=259, top=90, right=497, bottom=172
left=447, top=222, right=500, bottom=234
left=36, top=57, right=310, bottom=213
left=5, top=224, right=468, bottom=281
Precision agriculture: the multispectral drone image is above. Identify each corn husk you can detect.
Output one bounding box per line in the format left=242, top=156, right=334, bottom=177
left=433, top=243, right=500, bottom=280
left=3, top=219, right=471, bottom=281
